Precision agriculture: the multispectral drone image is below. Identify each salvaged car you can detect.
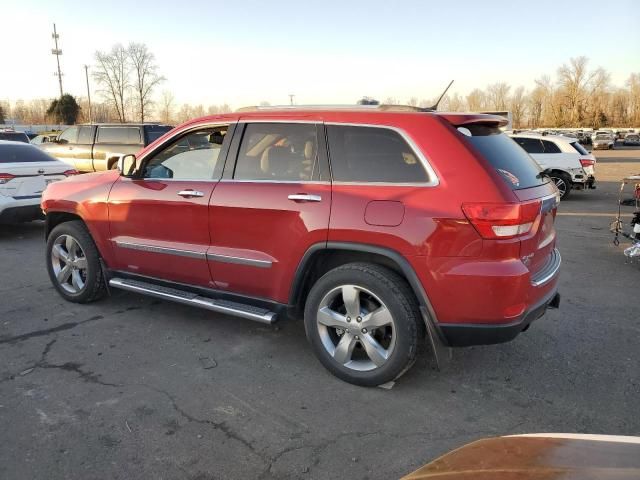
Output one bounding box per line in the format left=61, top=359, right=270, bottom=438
left=41, top=106, right=561, bottom=386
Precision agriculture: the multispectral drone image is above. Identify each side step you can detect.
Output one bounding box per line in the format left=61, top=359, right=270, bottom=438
left=109, top=277, right=277, bottom=324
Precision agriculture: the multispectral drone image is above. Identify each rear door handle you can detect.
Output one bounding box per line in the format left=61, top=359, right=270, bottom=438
left=288, top=194, right=322, bottom=202
left=178, top=189, right=204, bottom=198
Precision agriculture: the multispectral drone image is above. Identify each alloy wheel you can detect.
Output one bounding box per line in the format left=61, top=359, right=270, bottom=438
left=316, top=285, right=396, bottom=371
left=50, top=234, right=88, bottom=294
left=552, top=176, right=567, bottom=197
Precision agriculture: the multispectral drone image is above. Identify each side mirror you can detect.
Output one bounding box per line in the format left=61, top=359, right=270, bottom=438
left=117, top=154, right=137, bottom=177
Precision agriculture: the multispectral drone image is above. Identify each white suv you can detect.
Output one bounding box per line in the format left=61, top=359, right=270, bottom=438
left=0, top=141, right=77, bottom=223
left=510, top=134, right=596, bottom=199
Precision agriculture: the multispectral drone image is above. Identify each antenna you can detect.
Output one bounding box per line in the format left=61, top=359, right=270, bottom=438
left=425, top=80, right=454, bottom=112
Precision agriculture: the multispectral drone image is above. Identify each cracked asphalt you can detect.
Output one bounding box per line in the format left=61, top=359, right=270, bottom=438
left=1, top=148, right=639, bottom=479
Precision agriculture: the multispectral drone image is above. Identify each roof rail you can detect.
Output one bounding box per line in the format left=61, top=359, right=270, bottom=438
left=235, top=104, right=433, bottom=113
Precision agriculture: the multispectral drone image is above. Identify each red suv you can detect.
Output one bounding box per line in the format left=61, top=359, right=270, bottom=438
left=42, top=107, right=561, bottom=386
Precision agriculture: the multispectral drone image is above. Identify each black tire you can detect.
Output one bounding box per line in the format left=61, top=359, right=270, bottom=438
left=46, top=220, right=107, bottom=303
left=303, top=263, right=420, bottom=387
left=550, top=172, right=572, bottom=200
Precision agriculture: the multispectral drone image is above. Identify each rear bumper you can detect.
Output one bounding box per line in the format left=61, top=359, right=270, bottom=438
left=440, top=289, right=560, bottom=347
left=414, top=247, right=562, bottom=347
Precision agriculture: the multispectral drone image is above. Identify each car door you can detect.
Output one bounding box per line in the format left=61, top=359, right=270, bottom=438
left=72, top=126, right=96, bottom=172
left=537, top=139, right=564, bottom=170
left=207, top=121, right=331, bottom=303
left=46, top=126, right=79, bottom=168
left=108, top=124, right=233, bottom=287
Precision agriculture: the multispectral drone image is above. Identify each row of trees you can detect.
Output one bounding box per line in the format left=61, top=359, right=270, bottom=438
left=2, top=55, right=639, bottom=128
left=392, top=58, right=639, bottom=129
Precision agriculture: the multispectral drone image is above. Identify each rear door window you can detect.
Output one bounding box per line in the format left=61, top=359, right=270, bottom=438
left=96, top=127, right=142, bottom=144
left=462, top=126, right=547, bottom=190
left=541, top=140, right=561, bottom=153
left=326, top=125, right=428, bottom=183
left=513, top=137, right=544, bottom=154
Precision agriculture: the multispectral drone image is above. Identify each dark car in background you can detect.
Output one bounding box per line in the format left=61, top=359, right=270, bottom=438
left=0, top=129, right=30, bottom=143
left=39, top=123, right=173, bottom=172
left=623, top=134, right=640, bottom=146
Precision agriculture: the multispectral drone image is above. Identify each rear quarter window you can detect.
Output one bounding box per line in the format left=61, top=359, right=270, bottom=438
left=461, top=126, right=547, bottom=190
left=570, top=142, right=589, bottom=155
left=326, top=125, right=428, bottom=183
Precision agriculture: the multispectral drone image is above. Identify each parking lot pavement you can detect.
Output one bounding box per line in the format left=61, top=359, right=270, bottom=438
left=1, top=150, right=639, bottom=480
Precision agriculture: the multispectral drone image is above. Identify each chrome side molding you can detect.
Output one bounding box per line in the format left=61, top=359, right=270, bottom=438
left=206, top=253, right=272, bottom=268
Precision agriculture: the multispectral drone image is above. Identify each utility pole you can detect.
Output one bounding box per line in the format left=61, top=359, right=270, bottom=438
left=84, top=65, right=93, bottom=123
left=51, top=23, right=64, bottom=98
left=288, top=94, right=295, bottom=106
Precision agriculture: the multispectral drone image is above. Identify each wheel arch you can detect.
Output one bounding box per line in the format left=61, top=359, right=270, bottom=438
left=289, top=242, right=439, bottom=323
left=45, top=211, right=85, bottom=239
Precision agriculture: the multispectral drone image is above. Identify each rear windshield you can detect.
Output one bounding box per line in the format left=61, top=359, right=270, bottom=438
left=0, top=132, right=30, bottom=143
left=570, top=141, right=589, bottom=155
left=460, top=125, right=547, bottom=190
left=145, top=125, right=173, bottom=144
left=0, top=144, right=57, bottom=163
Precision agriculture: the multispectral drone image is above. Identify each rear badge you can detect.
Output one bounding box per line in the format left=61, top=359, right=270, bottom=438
left=498, top=169, right=520, bottom=187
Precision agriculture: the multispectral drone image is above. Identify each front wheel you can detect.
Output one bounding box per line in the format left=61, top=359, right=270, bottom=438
left=46, top=220, right=107, bottom=303
left=304, top=263, right=420, bottom=387
left=549, top=172, right=572, bottom=200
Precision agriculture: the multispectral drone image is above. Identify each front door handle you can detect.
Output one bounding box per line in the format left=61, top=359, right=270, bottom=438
left=178, top=189, right=204, bottom=198
left=288, top=194, right=322, bottom=202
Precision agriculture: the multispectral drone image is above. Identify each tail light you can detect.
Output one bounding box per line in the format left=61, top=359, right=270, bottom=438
left=0, top=173, right=15, bottom=184
left=63, top=169, right=79, bottom=176
left=579, top=159, right=595, bottom=168
left=462, top=200, right=542, bottom=240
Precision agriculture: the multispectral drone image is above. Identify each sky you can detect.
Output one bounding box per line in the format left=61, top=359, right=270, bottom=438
left=2, top=0, right=639, bottom=109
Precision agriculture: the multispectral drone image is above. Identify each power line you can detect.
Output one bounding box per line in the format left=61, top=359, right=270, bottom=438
left=51, top=23, right=63, bottom=98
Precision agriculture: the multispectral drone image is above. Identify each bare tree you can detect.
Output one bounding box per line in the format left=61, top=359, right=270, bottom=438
left=128, top=43, right=165, bottom=123
left=628, top=73, right=640, bottom=126
left=160, top=90, right=175, bottom=124
left=557, top=56, right=593, bottom=125
left=447, top=93, right=465, bottom=111
left=486, top=82, right=511, bottom=111
left=510, top=86, right=527, bottom=128
left=466, top=89, right=487, bottom=111
left=94, top=44, right=130, bottom=122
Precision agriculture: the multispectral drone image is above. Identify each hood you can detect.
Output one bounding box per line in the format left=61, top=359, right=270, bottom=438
left=401, top=434, right=640, bottom=480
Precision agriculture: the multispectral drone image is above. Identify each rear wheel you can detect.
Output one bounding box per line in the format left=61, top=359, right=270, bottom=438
left=304, top=263, right=420, bottom=387
left=549, top=172, right=572, bottom=200
left=46, top=220, right=107, bottom=303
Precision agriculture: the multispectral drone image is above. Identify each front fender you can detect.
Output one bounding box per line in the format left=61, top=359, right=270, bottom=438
left=42, top=170, right=120, bottom=266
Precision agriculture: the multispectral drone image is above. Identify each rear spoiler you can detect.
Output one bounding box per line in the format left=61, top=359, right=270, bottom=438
left=438, top=113, right=509, bottom=128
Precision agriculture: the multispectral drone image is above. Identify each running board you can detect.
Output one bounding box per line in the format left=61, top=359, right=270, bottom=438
left=109, top=277, right=277, bottom=324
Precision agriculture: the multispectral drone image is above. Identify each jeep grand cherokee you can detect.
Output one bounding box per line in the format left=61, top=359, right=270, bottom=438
left=41, top=106, right=561, bottom=386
